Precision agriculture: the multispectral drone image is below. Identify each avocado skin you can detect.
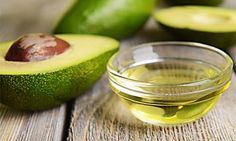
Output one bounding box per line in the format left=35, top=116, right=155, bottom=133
left=158, top=23, right=236, bottom=48
left=0, top=49, right=117, bottom=111
left=54, top=0, right=156, bottom=39
left=165, top=0, right=223, bottom=6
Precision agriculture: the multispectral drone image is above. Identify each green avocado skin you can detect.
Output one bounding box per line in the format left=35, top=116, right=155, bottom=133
left=158, top=23, right=236, bottom=48
left=0, top=49, right=117, bottom=111
left=165, top=0, right=223, bottom=6
left=54, top=0, right=155, bottom=39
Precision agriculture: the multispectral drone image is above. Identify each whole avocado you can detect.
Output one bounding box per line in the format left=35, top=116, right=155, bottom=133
left=54, top=0, right=156, bottom=39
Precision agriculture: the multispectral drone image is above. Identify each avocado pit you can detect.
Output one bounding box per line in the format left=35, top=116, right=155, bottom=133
left=5, top=34, right=70, bottom=62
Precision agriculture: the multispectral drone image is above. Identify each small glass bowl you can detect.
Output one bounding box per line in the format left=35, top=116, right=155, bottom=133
left=107, top=42, right=233, bottom=126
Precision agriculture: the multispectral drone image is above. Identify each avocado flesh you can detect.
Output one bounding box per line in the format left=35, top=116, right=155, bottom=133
left=154, top=6, right=236, bottom=48
left=0, top=35, right=119, bottom=110
left=165, top=0, right=223, bottom=6
left=54, top=0, right=156, bottom=39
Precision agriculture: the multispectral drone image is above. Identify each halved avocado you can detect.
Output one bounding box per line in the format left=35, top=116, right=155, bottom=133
left=54, top=0, right=156, bottom=39
left=154, top=6, right=236, bottom=48
left=165, top=0, right=223, bottom=6
left=0, top=35, right=119, bottom=110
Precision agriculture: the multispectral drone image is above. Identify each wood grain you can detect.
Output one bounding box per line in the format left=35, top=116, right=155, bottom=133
left=229, top=47, right=236, bottom=64
left=0, top=104, right=66, bottom=141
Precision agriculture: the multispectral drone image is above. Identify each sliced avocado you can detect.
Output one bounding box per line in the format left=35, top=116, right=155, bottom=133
left=154, top=6, right=236, bottom=48
left=0, top=35, right=119, bottom=110
left=165, top=0, right=223, bottom=6
left=54, top=0, right=156, bottom=39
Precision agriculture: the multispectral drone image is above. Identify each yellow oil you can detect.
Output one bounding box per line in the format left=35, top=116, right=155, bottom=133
left=111, top=59, right=231, bottom=125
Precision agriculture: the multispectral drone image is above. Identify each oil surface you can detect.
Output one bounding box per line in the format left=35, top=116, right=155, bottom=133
left=112, top=59, right=230, bottom=125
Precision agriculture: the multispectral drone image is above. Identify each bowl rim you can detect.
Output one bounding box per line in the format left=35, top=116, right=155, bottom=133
left=107, top=41, right=233, bottom=88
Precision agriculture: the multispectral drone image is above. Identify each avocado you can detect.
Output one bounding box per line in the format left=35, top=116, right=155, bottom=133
left=54, top=0, right=156, bottom=39
left=0, top=35, right=119, bottom=110
left=154, top=6, right=236, bottom=48
left=165, top=0, right=223, bottom=6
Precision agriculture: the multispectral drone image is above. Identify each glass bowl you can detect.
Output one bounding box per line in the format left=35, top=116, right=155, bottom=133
left=107, top=42, right=233, bottom=126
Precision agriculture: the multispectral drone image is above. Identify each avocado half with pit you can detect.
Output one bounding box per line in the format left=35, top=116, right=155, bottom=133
left=0, top=34, right=119, bottom=110
left=165, top=0, right=223, bottom=6
left=154, top=6, right=236, bottom=48
left=54, top=0, right=156, bottom=39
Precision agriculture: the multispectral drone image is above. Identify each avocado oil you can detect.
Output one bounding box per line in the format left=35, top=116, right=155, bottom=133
left=111, top=59, right=231, bottom=125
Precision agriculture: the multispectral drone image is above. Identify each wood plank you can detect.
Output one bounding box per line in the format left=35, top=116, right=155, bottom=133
left=229, top=47, right=236, bottom=64
left=222, top=0, right=236, bottom=8
left=0, top=104, right=67, bottom=141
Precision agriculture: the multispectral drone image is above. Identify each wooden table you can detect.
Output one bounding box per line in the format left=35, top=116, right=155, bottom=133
left=0, top=0, right=236, bottom=140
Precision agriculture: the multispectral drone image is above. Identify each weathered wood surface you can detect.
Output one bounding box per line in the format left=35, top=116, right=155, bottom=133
left=0, top=104, right=66, bottom=141
left=229, top=47, right=236, bottom=64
